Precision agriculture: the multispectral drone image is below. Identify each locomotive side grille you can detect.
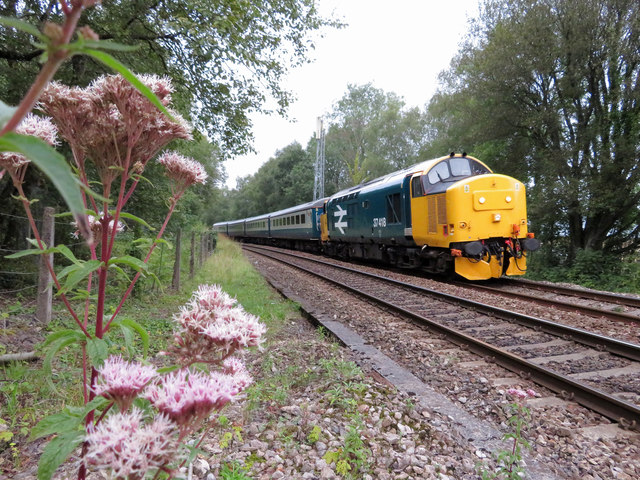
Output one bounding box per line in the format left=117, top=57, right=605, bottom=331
left=428, top=196, right=437, bottom=233
left=437, top=194, right=447, bottom=224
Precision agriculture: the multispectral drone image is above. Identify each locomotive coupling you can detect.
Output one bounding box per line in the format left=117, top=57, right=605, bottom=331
left=463, top=241, right=484, bottom=257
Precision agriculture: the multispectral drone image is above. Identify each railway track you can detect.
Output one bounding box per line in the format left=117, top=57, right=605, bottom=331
left=451, top=278, right=640, bottom=325
left=243, top=244, right=640, bottom=431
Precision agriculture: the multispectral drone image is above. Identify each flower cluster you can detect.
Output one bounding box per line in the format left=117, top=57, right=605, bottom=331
left=92, top=356, right=156, bottom=411
left=71, top=214, right=125, bottom=244
left=506, top=388, right=538, bottom=400
left=143, top=368, right=243, bottom=430
left=0, top=114, right=58, bottom=183
left=38, top=74, right=192, bottom=186
left=84, top=284, right=264, bottom=478
left=84, top=409, right=176, bottom=480
left=157, top=150, right=208, bottom=201
left=170, top=284, right=266, bottom=365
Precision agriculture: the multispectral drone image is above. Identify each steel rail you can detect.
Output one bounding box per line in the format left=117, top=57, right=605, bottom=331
left=245, top=245, right=640, bottom=360
left=506, top=278, right=640, bottom=309
left=449, top=280, right=640, bottom=325
left=244, top=244, right=640, bottom=430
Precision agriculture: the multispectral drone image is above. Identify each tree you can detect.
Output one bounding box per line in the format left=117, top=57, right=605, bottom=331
left=326, top=83, right=429, bottom=187
left=427, top=0, right=640, bottom=262
left=1, top=0, right=337, bottom=257
left=222, top=142, right=314, bottom=219
left=0, top=0, right=339, bottom=156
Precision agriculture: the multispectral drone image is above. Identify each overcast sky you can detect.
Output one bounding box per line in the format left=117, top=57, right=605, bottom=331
left=223, top=0, right=481, bottom=188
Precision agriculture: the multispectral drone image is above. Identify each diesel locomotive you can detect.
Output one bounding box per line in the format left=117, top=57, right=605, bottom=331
left=214, top=153, right=540, bottom=280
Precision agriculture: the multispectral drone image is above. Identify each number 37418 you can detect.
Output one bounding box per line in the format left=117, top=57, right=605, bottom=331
left=373, top=217, right=387, bottom=228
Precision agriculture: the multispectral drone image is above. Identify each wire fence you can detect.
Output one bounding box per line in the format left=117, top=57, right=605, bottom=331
left=0, top=209, right=216, bottom=322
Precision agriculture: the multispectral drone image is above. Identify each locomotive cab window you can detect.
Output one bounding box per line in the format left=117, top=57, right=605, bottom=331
left=423, top=158, right=490, bottom=194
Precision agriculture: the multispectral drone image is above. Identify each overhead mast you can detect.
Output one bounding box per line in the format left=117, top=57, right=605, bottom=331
left=313, top=117, right=325, bottom=200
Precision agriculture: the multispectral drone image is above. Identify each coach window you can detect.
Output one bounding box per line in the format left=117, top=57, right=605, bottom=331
left=301, top=213, right=306, bottom=223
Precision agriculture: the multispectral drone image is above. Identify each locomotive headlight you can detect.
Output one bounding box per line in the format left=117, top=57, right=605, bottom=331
left=492, top=213, right=501, bottom=222
left=505, top=196, right=512, bottom=203
left=479, top=197, right=486, bottom=204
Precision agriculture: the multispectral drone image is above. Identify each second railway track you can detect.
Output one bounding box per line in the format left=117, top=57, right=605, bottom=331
left=243, top=244, right=640, bottom=431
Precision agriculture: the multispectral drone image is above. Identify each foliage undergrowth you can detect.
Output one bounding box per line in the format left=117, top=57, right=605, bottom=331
left=0, top=236, right=274, bottom=473
left=526, top=248, right=640, bottom=294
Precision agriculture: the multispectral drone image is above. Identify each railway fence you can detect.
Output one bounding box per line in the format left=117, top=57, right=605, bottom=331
left=0, top=209, right=216, bottom=324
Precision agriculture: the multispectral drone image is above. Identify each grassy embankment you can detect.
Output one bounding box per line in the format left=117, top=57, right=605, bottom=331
left=0, top=236, right=368, bottom=476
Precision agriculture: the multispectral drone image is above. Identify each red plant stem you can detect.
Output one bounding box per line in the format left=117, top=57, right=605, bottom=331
left=15, top=184, right=90, bottom=337
left=122, top=177, right=140, bottom=205
left=82, top=345, right=88, bottom=403
left=103, top=198, right=179, bottom=333
left=94, top=208, right=111, bottom=339
left=95, top=401, right=114, bottom=425
left=106, top=145, right=133, bottom=260
left=0, top=3, right=84, bottom=136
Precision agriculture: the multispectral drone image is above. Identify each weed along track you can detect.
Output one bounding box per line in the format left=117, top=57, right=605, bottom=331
left=243, top=243, right=640, bottom=478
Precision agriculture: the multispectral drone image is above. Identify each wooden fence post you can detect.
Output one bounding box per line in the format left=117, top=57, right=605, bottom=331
left=190, top=231, right=195, bottom=278
left=172, top=228, right=182, bottom=290
left=36, top=207, right=54, bottom=324
left=199, top=233, right=204, bottom=267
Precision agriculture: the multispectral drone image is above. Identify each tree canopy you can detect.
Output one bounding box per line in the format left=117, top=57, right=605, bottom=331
left=1, top=0, right=339, bottom=156
left=427, top=0, right=640, bottom=262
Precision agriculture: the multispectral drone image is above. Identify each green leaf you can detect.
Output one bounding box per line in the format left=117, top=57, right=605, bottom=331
left=86, top=337, right=109, bottom=366
left=0, top=16, right=46, bottom=41
left=108, top=264, right=131, bottom=283
left=83, top=49, right=174, bottom=120
left=0, top=133, right=87, bottom=235
left=156, top=365, right=180, bottom=374
left=60, top=260, right=103, bottom=292
left=118, top=322, right=135, bottom=355
left=42, top=329, right=86, bottom=347
left=107, top=255, right=149, bottom=274
left=31, top=411, right=83, bottom=441
left=52, top=244, right=81, bottom=265
left=37, top=431, right=84, bottom=480
left=55, top=263, right=78, bottom=281
left=42, top=335, right=81, bottom=392
left=77, top=39, right=140, bottom=52
left=117, top=211, right=154, bottom=230
left=4, top=248, right=45, bottom=259
left=112, top=318, right=149, bottom=358
left=0, top=99, right=17, bottom=129
left=26, top=237, right=45, bottom=249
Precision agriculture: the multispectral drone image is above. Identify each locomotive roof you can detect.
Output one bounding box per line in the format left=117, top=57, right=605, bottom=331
left=328, top=154, right=488, bottom=200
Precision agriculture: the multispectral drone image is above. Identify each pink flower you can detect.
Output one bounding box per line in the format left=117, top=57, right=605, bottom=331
left=157, top=151, right=208, bottom=200
left=0, top=114, right=58, bottom=182
left=200, top=307, right=267, bottom=352
left=168, top=285, right=266, bottom=366
left=71, top=214, right=125, bottom=244
left=144, top=369, right=236, bottom=428
left=223, top=358, right=253, bottom=393
left=84, top=409, right=176, bottom=479
left=93, top=355, right=157, bottom=411
left=526, top=389, right=538, bottom=398
left=39, top=75, right=192, bottom=186
left=193, top=284, right=237, bottom=310
left=507, top=388, right=532, bottom=400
